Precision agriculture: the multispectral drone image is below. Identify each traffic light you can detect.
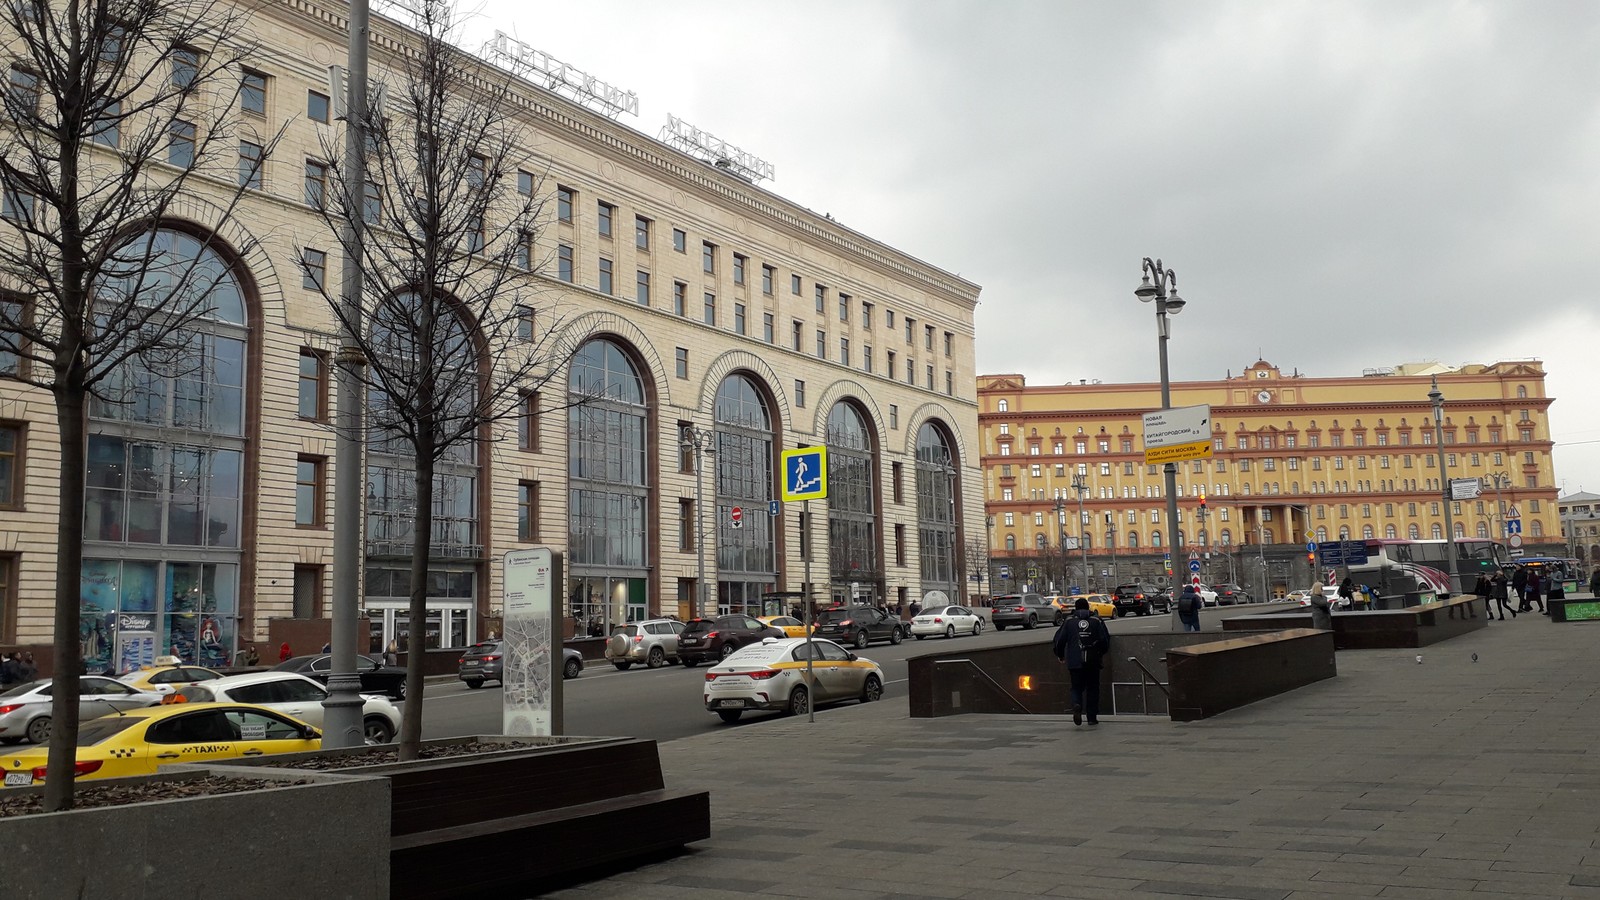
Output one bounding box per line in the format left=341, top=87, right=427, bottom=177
left=1197, top=491, right=1207, bottom=519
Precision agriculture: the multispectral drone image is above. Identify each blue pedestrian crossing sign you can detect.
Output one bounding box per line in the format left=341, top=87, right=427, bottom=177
left=780, top=446, right=829, bottom=502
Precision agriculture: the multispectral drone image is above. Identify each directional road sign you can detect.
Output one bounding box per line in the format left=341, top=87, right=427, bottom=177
left=1189, top=559, right=1201, bottom=573
left=1504, top=519, right=1522, bottom=536
left=780, top=446, right=828, bottom=502
left=1142, top=404, right=1213, bottom=465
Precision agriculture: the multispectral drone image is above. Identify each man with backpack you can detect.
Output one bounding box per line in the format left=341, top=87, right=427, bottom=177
left=1176, top=584, right=1203, bottom=632
left=1052, top=597, right=1111, bottom=727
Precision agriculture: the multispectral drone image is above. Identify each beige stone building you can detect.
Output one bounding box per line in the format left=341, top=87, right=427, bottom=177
left=0, top=0, right=982, bottom=668
left=977, top=359, right=1560, bottom=596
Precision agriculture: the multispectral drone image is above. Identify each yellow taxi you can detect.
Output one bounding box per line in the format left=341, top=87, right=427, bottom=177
left=1053, top=594, right=1115, bottom=619
left=757, top=615, right=812, bottom=638
left=1, top=702, right=321, bottom=787
left=118, top=664, right=224, bottom=696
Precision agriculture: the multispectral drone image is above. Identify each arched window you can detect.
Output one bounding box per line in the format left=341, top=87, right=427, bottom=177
left=827, top=401, right=879, bottom=605
left=1127, top=531, right=1139, bottom=549
left=1453, top=522, right=1465, bottom=538
left=1034, top=533, right=1046, bottom=549
left=916, top=422, right=960, bottom=600
left=1338, top=526, right=1350, bottom=540
left=1262, top=529, right=1274, bottom=543
left=1385, top=524, right=1397, bottom=539
left=1430, top=523, right=1442, bottom=539
left=1315, top=527, right=1328, bottom=542
left=83, top=228, right=251, bottom=671
left=1362, top=525, right=1374, bottom=539
left=1530, top=520, right=1543, bottom=537
left=1476, top=521, right=1488, bottom=538
left=1409, top=524, right=1421, bottom=539
left=997, top=399, right=1009, bottom=412
left=567, top=338, right=650, bottom=628
left=713, top=375, right=777, bottom=615
left=1151, top=530, right=1163, bottom=548
left=1005, top=534, right=1016, bottom=551
left=1220, top=529, right=1232, bottom=546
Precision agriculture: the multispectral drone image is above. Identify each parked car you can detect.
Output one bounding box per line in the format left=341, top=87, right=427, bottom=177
left=117, top=665, right=224, bottom=696
left=703, top=637, right=883, bottom=723
left=677, top=615, right=785, bottom=666
left=173, top=671, right=400, bottom=744
left=459, top=639, right=584, bottom=685
left=1111, top=583, right=1162, bottom=617
left=0, top=677, right=164, bottom=745
left=272, top=653, right=408, bottom=700
left=604, top=620, right=686, bottom=670
left=813, top=606, right=905, bottom=649
left=1213, top=583, right=1252, bottom=605
left=909, top=605, right=984, bottom=639
left=757, top=615, right=811, bottom=638
left=1, top=703, right=320, bottom=787
left=990, top=593, right=1054, bottom=630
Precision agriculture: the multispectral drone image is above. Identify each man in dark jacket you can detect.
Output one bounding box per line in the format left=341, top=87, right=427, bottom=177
left=1589, top=568, right=1600, bottom=598
left=1511, top=566, right=1529, bottom=611
left=1052, top=598, right=1111, bottom=726
left=1176, top=584, right=1202, bottom=632
left=0, top=652, right=20, bottom=687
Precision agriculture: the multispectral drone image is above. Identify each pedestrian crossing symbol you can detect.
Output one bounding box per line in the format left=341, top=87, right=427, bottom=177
left=780, top=446, right=828, bottom=502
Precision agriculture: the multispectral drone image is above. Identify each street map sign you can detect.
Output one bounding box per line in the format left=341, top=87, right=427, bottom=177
left=1450, top=478, right=1482, bottom=500
left=780, top=446, right=828, bottom=502
left=1142, top=404, right=1213, bottom=465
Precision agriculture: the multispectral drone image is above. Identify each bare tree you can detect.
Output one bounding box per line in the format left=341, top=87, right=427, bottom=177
left=309, top=0, right=575, bottom=759
left=963, top=536, right=990, bottom=601
left=0, top=0, right=280, bottom=810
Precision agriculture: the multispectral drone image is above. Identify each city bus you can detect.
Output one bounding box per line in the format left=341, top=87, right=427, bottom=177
left=1345, top=538, right=1510, bottom=599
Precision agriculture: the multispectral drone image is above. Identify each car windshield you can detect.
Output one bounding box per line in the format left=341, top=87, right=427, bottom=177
left=74, top=717, right=139, bottom=746
left=815, top=609, right=862, bottom=624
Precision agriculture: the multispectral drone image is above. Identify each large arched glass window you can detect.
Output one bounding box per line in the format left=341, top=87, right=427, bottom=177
left=1386, top=524, right=1397, bottom=539
left=915, top=422, right=960, bottom=601
left=1430, top=524, right=1443, bottom=539
left=82, top=229, right=249, bottom=672
left=1151, top=530, right=1163, bottom=548
left=1409, top=524, right=1421, bottom=539
left=1363, top=525, right=1374, bottom=539
left=567, top=338, right=649, bottom=630
left=827, top=401, right=879, bottom=605
left=714, top=374, right=775, bottom=615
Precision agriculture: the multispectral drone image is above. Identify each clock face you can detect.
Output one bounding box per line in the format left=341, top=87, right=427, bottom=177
left=1256, top=390, right=1272, bottom=403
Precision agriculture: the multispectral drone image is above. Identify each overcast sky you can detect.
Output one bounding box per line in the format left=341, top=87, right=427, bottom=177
left=460, top=1, right=1600, bottom=493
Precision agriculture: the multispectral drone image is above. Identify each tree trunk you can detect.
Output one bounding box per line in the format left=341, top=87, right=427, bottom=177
left=398, top=432, right=435, bottom=762
left=42, top=384, right=87, bottom=812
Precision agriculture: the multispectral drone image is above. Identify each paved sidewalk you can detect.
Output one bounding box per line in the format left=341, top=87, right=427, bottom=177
left=553, top=607, right=1600, bottom=899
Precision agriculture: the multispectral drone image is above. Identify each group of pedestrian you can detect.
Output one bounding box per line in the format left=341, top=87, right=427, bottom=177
left=0, top=651, right=38, bottom=687
left=1474, top=565, right=1561, bottom=621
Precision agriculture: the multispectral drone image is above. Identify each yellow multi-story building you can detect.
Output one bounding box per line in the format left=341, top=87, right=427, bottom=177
left=978, top=359, right=1560, bottom=595
left=0, top=0, right=983, bottom=667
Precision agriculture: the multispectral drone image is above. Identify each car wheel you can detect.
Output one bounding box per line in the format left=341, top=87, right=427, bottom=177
left=25, top=716, right=50, bottom=745
left=718, top=642, right=737, bottom=661
left=861, top=674, right=883, bottom=702
left=945, top=624, right=956, bottom=639
left=464, top=678, right=484, bottom=689
left=787, top=685, right=810, bottom=717
left=889, top=628, right=903, bottom=645
left=612, top=661, right=632, bottom=671
left=681, top=658, right=698, bottom=668
left=564, top=657, right=583, bottom=679
left=716, top=709, right=743, bottom=723
left=647, top=646, right=665, bottom=669
left=1025, top=615, right=1037, bottom=630
left=363, top=716, right=394, bottom=745
left=973, top=619, right=984, bottom=635
left=854, top=630, right=869, bottom=650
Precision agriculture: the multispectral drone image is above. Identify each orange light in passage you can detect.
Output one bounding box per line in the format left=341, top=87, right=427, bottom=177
left=1017, top=675, right=1034, bottom=691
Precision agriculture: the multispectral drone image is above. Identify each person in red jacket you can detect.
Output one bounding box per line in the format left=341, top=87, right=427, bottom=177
left=278, top=641, right=293, bottom=662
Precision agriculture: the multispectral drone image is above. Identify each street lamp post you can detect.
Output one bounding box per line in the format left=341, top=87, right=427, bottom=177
left=1483, top=471, right=1511, bottom=545
left=1072, top=473, right=1089, bottom=590
left=1105, top=513, right=1118, bottom=586
left=1135, top=258, right=1188, bottom=588
left=1429, top=377, right=1462, bottom=595
left=680, top=424, right=716, bottom=618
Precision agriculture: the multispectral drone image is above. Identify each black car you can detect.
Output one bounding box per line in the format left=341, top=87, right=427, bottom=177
left=272, top=653, right=408, bottom=700
left=677, top=615, right=784, bottom=666
left=458, top=640, right=584, bottom=688
left=1214, top=583, right=1252, bottom=605
left=1153, top=587, right=1175, bottom=614
left=813, top=606, right=905, bottom=649
left=990, top=594, right=1055, bottom=630
left=1111, top=583, right=1162, bottom=617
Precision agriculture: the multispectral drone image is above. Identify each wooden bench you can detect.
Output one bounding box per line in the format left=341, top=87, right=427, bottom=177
left=1165, top=628, right=1336, bottom=722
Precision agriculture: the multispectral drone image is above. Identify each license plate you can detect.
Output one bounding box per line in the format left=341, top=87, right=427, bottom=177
left=5, top=772, right=33, bottom=787
left=718, top=699, right=743, bottom=708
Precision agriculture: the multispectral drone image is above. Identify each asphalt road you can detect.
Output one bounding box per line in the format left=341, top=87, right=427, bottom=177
left=417, top=605, right=1274, bottom=744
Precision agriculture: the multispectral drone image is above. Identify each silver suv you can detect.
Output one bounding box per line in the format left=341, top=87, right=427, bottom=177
left=605, top=619, right=686, bottom=670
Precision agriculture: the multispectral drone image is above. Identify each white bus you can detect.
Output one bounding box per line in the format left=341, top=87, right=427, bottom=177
left=1346, top=538, right=1509, bottom=599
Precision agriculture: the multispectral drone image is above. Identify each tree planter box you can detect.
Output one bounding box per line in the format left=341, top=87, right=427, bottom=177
left=216, top=735, right=710, bottom=898
left=0, top=767, right=389, bottom=900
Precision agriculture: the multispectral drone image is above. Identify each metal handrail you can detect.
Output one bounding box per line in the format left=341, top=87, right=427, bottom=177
left=931, top=658, right=1030, bottom=714
left=1127, top=656, right=1171, bottom=713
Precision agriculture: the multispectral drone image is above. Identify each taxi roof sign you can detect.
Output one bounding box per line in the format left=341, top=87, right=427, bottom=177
left=781, top=446, right=828, bottom=502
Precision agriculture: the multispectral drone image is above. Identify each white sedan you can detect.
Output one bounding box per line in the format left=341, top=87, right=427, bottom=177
left=172, top=671, right=401, bottom=744
left=703, top=637, right=883, bottom=723
left=910, top=605, right=985, bottom=639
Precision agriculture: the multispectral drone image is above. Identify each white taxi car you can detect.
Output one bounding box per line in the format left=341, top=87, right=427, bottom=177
left=909, top=605, right=984, bottom=639
left=703, top=637, right=883, bottom=723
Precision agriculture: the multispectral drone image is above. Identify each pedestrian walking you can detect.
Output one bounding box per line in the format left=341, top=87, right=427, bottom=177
left=1492, top=569, right=1514, bottom=620
left=18, top=652, right=38, bottom=682
left=1308, top=587, right=1333, bottom=631
left=1589, top=568, right=1600, bottom=598
left=384, top=639, right=400, bottom=667
left=1176, top=584, right=1203, bottom=632
left=0, top=652, right=21, bottom=687
left=1525, top=570, right=1545, bottom=615
left=1474, top=572, right=1493, bottom=620
left=1337, top=577, right=1356, bottom=610
left=1051, top=597, right=1110, bottom=726
left=278, top=641, right=293, bottom=662
left=1511, top=566, right=1529, bottom=611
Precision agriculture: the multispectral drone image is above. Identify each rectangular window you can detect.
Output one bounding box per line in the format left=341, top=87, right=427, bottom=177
left=925, top=324, right=934, bottom=350
left=733, top=254, right=747, bottom=285
left=362, top=180, right=381, bottom=224
left=168, top=120, right=196, bottom=167
left=761, top=265, right=775, bottom=294
left=467, top=216, right=485, bottom=255
left=816, top=329, right=826, bottom=359
left=945, top=371, right=953, bottom=396
left=241, top=69, right=268, bottom=115
left=1, top=188, right=34, bottom=223
left=889, top=404, right=898, bottom=430
left=302, top=88, right=330, bottom=122
left=862, top=301, right=874, bottom=329
left=8, top=66, right=38, bottom=114
left=791, top=320, right=802, bottom=351
left=172, top=46, right=199, bottom=90
left=925, top=364, right=934, bottom=389
left=795, top=380, right=806, bottom=408
left=864, top=346, right=874, bottom=374
left=0, top=423, right=22, bottom=509
left=840, top=337, right=850, bottom=366
left=90, top=99, right=120, bottom=147
left=839, top=294, right=850, bottom=323
left=791, top=274, right=802, bottom=295
left=907, top=358, right=916, bottom=386
left=297, top=350, right=327, bottom=420
left=734, top=302, right=746, bottom=335
left=673, top=228, right=687, bottom=252
left=703, top=292, right=716, bottom=326
left=635, top=270, right=650, bottom=306
left=518, top=391, right=540, bottom=451
left=635, top=215, right=650, bottom=250
left=598, top=257, right=613, bottom=294
left=892, top=462, right=904, bottom=504
left=557, top=245, right=573, bottom=282
left=944, top=331, right=954, bottom=356
left=702, top=242, right=717, bottom=275
left=300, top=248, right=326, bottom=291
left=304, top=160, right=328, bottom=208
left=516, top=232, right=532, bottom=270
left=894, top=524, right=906, bottom=566
left=557, top=187, right=574, bottom=223
left=597, top=201, right=614, bottom=237
left=675, top=347, right=688, bottom=378
left=516, top=305, right=535, bottom=342
left=886, top=350, right=896, bottom=380
left=905, top=317, right=915, bottom=344
left=295, top=456, right=325, bottom=527
left=886, top=308, right=895, bottom=329
left=762, top=312, right=774, bottom=343
left=518, top=169, right=534, bottom=196
left=518, top=481, right=540, bottom=541
left=674, top=282, right=687, bottom=316
left=814, top=284, right=826, bottom=313
left=679, top=499, right=694, bottom=551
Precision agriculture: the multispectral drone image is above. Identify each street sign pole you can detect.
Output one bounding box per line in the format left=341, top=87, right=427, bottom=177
left=780, top=446, right=828, bottom=726
left=803, top=497, right=813, bottom=724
